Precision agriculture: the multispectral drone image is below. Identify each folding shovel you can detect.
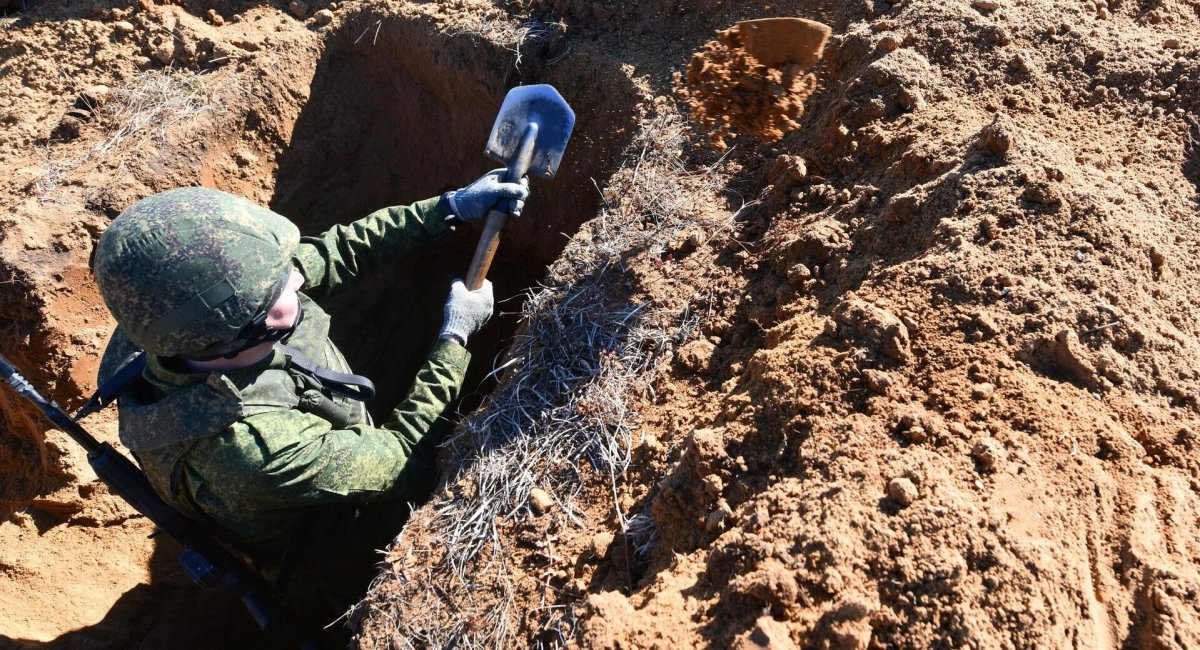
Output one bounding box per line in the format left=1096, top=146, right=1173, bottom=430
left=465, top=85, right=575, bottom=290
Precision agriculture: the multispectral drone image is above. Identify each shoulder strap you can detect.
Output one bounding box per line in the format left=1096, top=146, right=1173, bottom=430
left=75, top=351, right=148, bottom=421
left=277, top=344, right=375, bottom=401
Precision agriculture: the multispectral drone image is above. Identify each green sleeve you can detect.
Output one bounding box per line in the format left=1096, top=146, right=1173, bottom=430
left=194, top=339, right=469, bottom=510
left=291, top=196, right=455, bottom=300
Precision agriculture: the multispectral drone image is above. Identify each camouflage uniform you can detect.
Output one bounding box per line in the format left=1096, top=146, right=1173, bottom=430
left=97, top=194, right=469, bottom=563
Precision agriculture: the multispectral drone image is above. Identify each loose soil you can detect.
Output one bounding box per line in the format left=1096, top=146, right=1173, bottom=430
left=2, top=0, right=1199, bottom=648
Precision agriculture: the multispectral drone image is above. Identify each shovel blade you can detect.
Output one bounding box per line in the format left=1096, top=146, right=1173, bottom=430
left=486, top=84, right=576, bottom=180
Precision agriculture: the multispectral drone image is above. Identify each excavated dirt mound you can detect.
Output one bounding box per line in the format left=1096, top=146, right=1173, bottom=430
left=680, top=18, right=829, bottom=150
left=2, top=0, right=1200, bottom=648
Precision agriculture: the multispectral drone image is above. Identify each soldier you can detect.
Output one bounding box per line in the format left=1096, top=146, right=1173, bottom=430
left=91, top=171, right=528, bottom=598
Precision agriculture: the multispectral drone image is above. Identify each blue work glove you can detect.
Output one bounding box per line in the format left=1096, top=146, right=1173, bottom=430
left=439, top=279, right=494, bottom=346
left=443, top=169, right=530, bottom=223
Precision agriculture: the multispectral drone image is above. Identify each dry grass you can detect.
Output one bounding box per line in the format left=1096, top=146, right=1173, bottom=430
left=32, top=145, right=79, bottom=204
left=446, top=14, right=560, bottom=72
left=89, top=68, right=224, bottom=159
left=32, top=68, right=227, bottom=203
left=1187, top=114, right=1198, bottom=164
left=355, top=111, right=743, bottom=648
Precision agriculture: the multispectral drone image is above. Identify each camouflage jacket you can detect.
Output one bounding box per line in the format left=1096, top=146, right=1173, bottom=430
left=97, top=197, right=469, bottom=557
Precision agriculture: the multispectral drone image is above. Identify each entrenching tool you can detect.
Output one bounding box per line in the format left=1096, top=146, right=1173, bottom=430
left=465, top=85, right=575, bottom=290
left=735, top=17, right=831, bottom=68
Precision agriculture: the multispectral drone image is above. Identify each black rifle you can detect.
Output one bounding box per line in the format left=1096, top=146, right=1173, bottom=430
left=0, top=353, right=319, bottom=649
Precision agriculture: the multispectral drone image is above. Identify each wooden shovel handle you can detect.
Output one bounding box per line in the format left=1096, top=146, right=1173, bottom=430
left=465, top=208, right=509, bottom=290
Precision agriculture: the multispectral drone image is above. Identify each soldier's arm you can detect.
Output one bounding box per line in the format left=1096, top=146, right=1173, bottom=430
left=290, top=196, right=456, bottom=300
left=202, top=339, right=469, bottom=505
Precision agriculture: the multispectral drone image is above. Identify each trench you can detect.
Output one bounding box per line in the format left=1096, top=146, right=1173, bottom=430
left=2, top=12, right=641, bottom=648
left=270, top=14, right=639, bottom=418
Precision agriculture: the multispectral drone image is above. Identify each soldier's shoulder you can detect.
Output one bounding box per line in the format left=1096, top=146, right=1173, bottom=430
left=97, top=326, right=142, bottom=385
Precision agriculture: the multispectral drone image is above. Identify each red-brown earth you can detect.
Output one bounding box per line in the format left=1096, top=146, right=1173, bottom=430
left=2, top=0, right=1199, bottom=648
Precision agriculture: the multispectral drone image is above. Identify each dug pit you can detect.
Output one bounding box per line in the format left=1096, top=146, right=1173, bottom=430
left=268, top=14, right=639, bottom=415
left=0, top=3, right=640, bottom=645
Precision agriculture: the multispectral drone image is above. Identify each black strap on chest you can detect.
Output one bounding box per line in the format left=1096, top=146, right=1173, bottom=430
left=277, top=344, right=375, bottom=401
left=75, top=343, right=375, bottom=422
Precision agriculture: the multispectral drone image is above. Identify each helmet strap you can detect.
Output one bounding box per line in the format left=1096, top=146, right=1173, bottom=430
left=190, top=301, right=305, bottom=362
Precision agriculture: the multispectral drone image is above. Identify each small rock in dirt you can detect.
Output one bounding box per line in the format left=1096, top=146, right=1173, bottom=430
left=977, top=114, right=1014, bottom=155
left=684, top=427, right=728, bottom=478
left=887, top=477, right=918, bottom=506
left=8, top=510, right=32, bottom=528
left=822, top=597, right=876, bottom=649
left=895, top=86, right=923, bottom=111
left=591, top=531, right=614, bottom=559
left=702, top=474, right=725, bottom=497
left=972, top=310, right=1000, bottom=337
left=288, top=0, right=309, bottom=18
left=152, top=39, right=176, bottom=65
left=972, top=437, right=1007, bottom=470
left=971, top=0, right=1002, bottom=10
left=675, top=339, right=716, bottom=373
left=901, top=424, right=927, bottom=444
left=78, top=85, right=112, bottom=111
left=64, top=107, right=93, bottom=122
left=734, top=615, right=797, bottom=650
left=833, top=297, right=911, bottom=361
left=528, top=488, right=554, bottom=514
left=1163, top=38, right=1181, bottom=49
left=1021, top=180, right=1062, bottom=208
left=705, top=500, right=733, bottom=532
left=883, top=192, right=921, bottom=223
left=729, top=560, right=799, bottom=608
left=114, top=20, right=135, bottom=34
left=785, top=263, right=812, bottom=287
left=876, top=33, right=902, bottom=52
left=769, top=154, right=807, bottom=184
left=314, top=8, right=335, bottom=25
left=206, top=9, right=225, bottom=26
left=862, top=369, right=894, bottom=394
left=971, top=382, right=995, bottom=400
left=896, top=412, right=929, bottom=443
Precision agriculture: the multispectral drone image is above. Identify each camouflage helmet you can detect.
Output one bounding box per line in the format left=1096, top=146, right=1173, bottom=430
left=94, top=187, right=300, bottom=358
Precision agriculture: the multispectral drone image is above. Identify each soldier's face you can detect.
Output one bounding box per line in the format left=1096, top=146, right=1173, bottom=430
left=264, top=269, right=305, bottom=330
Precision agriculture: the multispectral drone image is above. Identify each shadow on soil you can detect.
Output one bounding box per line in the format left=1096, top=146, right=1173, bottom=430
left=269, top=5, right=638, bottom=421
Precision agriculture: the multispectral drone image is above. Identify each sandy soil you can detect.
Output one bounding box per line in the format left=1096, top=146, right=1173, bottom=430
left=2, top=0, right=1199, bottom=648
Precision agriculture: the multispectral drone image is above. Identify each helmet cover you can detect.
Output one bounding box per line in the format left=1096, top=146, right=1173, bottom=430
left=94, top=187, right=300, bottom=357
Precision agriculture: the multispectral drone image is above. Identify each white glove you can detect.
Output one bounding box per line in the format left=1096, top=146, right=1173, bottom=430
left=439, top=279, right=493, bottom=345
left=445, top=169, right=530, bottom=222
